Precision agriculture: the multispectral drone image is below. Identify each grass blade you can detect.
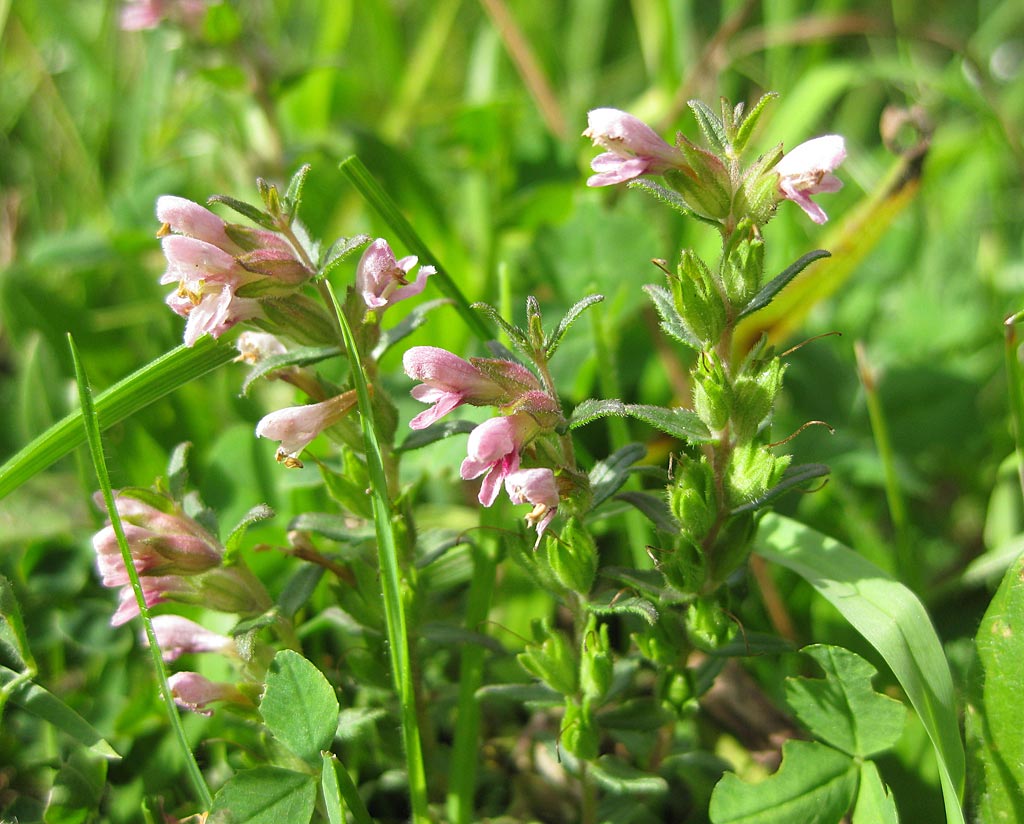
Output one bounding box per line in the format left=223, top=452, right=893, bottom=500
left=754, top=513, right=965, bottom=824
left=0, top=336, right=236, bottom=500
left=68, top=334, right=213, bottom=810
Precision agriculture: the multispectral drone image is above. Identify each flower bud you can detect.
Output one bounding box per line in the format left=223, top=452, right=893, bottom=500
left=692, top=356, right=732, bottom=433
left=580, top=619, right=613, bottom=702
left=544, top=517, right=596, bottom=593
left=145, top=615, right=233, bottom=662
left=721, top=222, right=765, bottom=306
left=560, top=698, right=599, bottom=760
left=686, top=596, right=736, bottom=651
left=669, top=456, right=717, bottom=543
left=672, top=250, right=726, bottom=345
left=730, top=358, right=785, bottom=443
left=725, top=443, right=790, bottom=509
left=663, top=141, right=732, bottom=221
left=517, top=620, right=578, bottom=696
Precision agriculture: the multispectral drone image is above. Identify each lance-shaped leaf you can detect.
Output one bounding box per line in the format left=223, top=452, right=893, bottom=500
left=588, top=443, right=648, bottom=510
left=586, top=591, right=659, bottom=626
left=733, top=92, right=779, bottom=155
left=241, top=345, right=342, bottom=396
left=318, top=233, right=372, bottom=280
left=373, top=298, right=450, bottom=359
left=731, top=463, right=830, bottom=514
left=282, top=163, right=312, bottom=220
left=689, top=99, right=730, bottom=155
left=207, top=193, right=277, bottom=230
left=471, top=301, right=530, bottom=355
left=545, top=294, right=604, bottom=358
left=570, top=398, right=712, bottom=443
left=737, top=250, right=831, bottom=322
left=398, top=419, right=477, bottom=452
left=615, top=490, right=679, bottom=533
left=643, top=283, right=702, bottom=350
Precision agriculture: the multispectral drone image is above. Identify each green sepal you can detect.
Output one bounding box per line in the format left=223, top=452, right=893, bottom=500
left=686, top=596, right=737, bottom=651
left=726, top=442, right=791, bottom=509
left=721, top=221, right=765, bottom=306
left=737, top=144, right=786, bottom=225
left=257, top=294, right=339, bottom=346
left=692, top=354, right=732, bottom=432
left=545, top=517, right=597, bottom=594
left=580, top=618, right=613, bottom=702
left=670, top=455, right=717, bottom=542
left=664, top=142, right=731, bottom=222
left=560, top=697, right=599, bottom=761
left=517, top=620, right=578, bottom=696
left=674, top=250, right=727, bottom=344
left=730, top=357, right=785, bottom=442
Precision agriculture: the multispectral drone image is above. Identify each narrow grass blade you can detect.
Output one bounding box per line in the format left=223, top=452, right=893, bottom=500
left=1004, top=312, right=1024, bottom=500
left=323, top=284, right=430, bottom=823
left=338, top=154, right=492, bottom=343
left=0, top=336, right=236, bottom=500
left=68, top=334, right=213, bottom=810
left=754, top=513, right=965, bottom=824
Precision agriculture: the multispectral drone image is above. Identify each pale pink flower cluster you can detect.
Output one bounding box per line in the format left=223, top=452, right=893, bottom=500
left=157, top=196, right=314, bottom=346
left=404, top=347, right=561, bottom=546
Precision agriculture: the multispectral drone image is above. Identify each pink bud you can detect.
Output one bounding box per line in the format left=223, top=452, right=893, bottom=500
left=403, top=347, right=509, bottom=429
left=775, top=135, right=846, bottom=224
left=156, top=196, right=238, bottom=252
left=255, top=392, right=358, bottom=467
left=145, top=616, right=233, bottom=662
left=167, top=672, right=244, bottom=715
left=356, top=239, right=435, bottom=314
left=461, top=414, right=540, bottom=506
left=505, top=468, right=559, bottom=548
left=583, top=108, right=685, bottom=186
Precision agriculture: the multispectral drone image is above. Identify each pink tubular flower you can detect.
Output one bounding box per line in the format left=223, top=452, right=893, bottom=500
left=160, top=235, right=254, bottom=294
left=461, top=414, right=541, bottom=506
left=120, top=0, right=209, bottom=30
left=235, top=331, right=287, bottom=364
left=169, top=285, right=262, bottom=347
left=145, top=616, right=233, bottom=662
left=157, top=195, right=240, bottom=252
left=583, top=108, right=685, bottom=187
left=255, top=391, right=358, bottom=468
left=356, top=238, right=435, bottom=314
left=111, top=575, right=192, bottom=627
left=167, top=672, right=245, bottom=716
left=505, top=468, right=559, bottom=548
left=403, top=346, right=539, bottom=429
left=775, top=135, right=846, bottom=224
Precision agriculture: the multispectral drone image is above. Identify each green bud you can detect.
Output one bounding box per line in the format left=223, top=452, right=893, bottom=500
left=686, top=596, right=736, bottom=651
left=665, top=139, right=733, bottom=221
left=258, top=294, right=338, bottom=346
left=545, top=518, right=597, bottom=594
left=669, top=455, right=717, bottom=542
left=736, top=143, right=786, bottom=226
left=726, top=443, right=790, bottom=509
left=659, top=537, right=706, bottom=594
left=730, top=357, right=785, bottom=442
left=661, top=670, right=694, bottom=715
left=706, top=511, right=756, bottom=584
left=517, top=620, right=578, bottom=696
left=561, top=698, right=599, bottom=761
left=580, top=619, right=613, bottom=702
left=722, top=221, right=765, bottom=305
left=673, top=250, right=727, bottom=345
left=692, top=355, right=732, bottom=432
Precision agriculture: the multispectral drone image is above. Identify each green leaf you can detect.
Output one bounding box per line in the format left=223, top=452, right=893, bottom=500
left=321, top=753, right=374, bottom=824
left=207, top=194, right=276, bottom=229
left=966, top=547, right=1024, bottom=823
left=336, top=707, right=388, bottom=743
left=588, top=443, right=648, bottom=509
left=373, top=297, right=451, bottom=359
left=283, top=163, right=312, bottom=219
left=688, top=99, right=730, bottom=155
left=785, top=644, right=906, bottom=758
left=0, top=337, right=237, bottom=501
left=589, top=755, right=668, bottom=795
left=614, top=490, right=679, bottom=533
left=709, top=739, right=857, bottom=824
left=470, top=301, right=530, bottom=354
left=586, top=591, right=659, bottom=626
left=852, top=761, right=900, bottom=824
left=570, top=399, right=712, bottom=443
left=628, top=179, right=709, bottom=222
left=754, top=514, right=965, bottom=824
left=43, top=747, right=107, bottom=824
left=0, top=576, right=33, bottom=672
left=733, top=92, right=779, bottom=155
left=318, top=234, right=372, bottom=280
left=224, top=503, right=275, bottom=558
left=398, top=419, right=477, bottom=452
left=2, top=666, right=118, bottom=759
left=261, top=651, right=340, bottom=765
left=240, top=345, right=342, bottom=396
left=736, top=250, right=831, bottom=322
left=210, top=767, right=317, bottom=824
left=278, top=565, right=326, bottom=619
left=643, top=283, right=702, bottom=350
left=731, top=464, right=830, bottom=515
left=545, top=294, right=605, bottom=359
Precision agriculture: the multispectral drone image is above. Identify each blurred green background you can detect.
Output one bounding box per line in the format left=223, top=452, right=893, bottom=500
left=1, top=0, right=1023, bottom=819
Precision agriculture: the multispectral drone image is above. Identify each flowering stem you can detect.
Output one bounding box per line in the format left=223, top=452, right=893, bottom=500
left=69, top=335, right=213, bottom=811
left=321, top=285, right=430, bottom=823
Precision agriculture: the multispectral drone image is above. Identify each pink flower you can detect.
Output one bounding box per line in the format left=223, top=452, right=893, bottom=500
left=356, top=238, right=435, bottom=314
left=775, top=135, right=846, bottom=224
left=403, top=347, right=539, bottom=429
left=505, top=468, right=559, bottom=548
left=111, top=575, right=192, bottom=627
left=157, top=195, right=240, bottom=252
left=235, top=331, right=287, bottom=364
left=461, top=414, right=540, bottom=506
left=145, top=616, right=233, bottom=662
left=120, top=0, right=209, bottom=30
left=160, top=235, right=254, bottom=294
left=255, top=392, right=358, bottom=467
left=171, top=285, right=262, bottom=347
left=167, top=672, right=245, bottom=715
left=583, top=108, right=685, bottom=187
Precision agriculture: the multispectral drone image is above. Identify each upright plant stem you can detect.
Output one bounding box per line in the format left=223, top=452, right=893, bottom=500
left=321, top=285, right=430, bottom=823
left=1004, top=312, right=1024, bottom=502
left=68, top=335, right=213, bottom=811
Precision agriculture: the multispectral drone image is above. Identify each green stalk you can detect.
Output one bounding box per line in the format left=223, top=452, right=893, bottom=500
left=854, top=341, right=915, bottom=587
left=321, top=285, right=430, bottom=822
left=68, top=335, right=213, bottom=811
left=339, top=154, right=492, bottom=342
left=1004, top=312, right=1024, bottom=502
left=445, top=539, right=498, bottom=824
